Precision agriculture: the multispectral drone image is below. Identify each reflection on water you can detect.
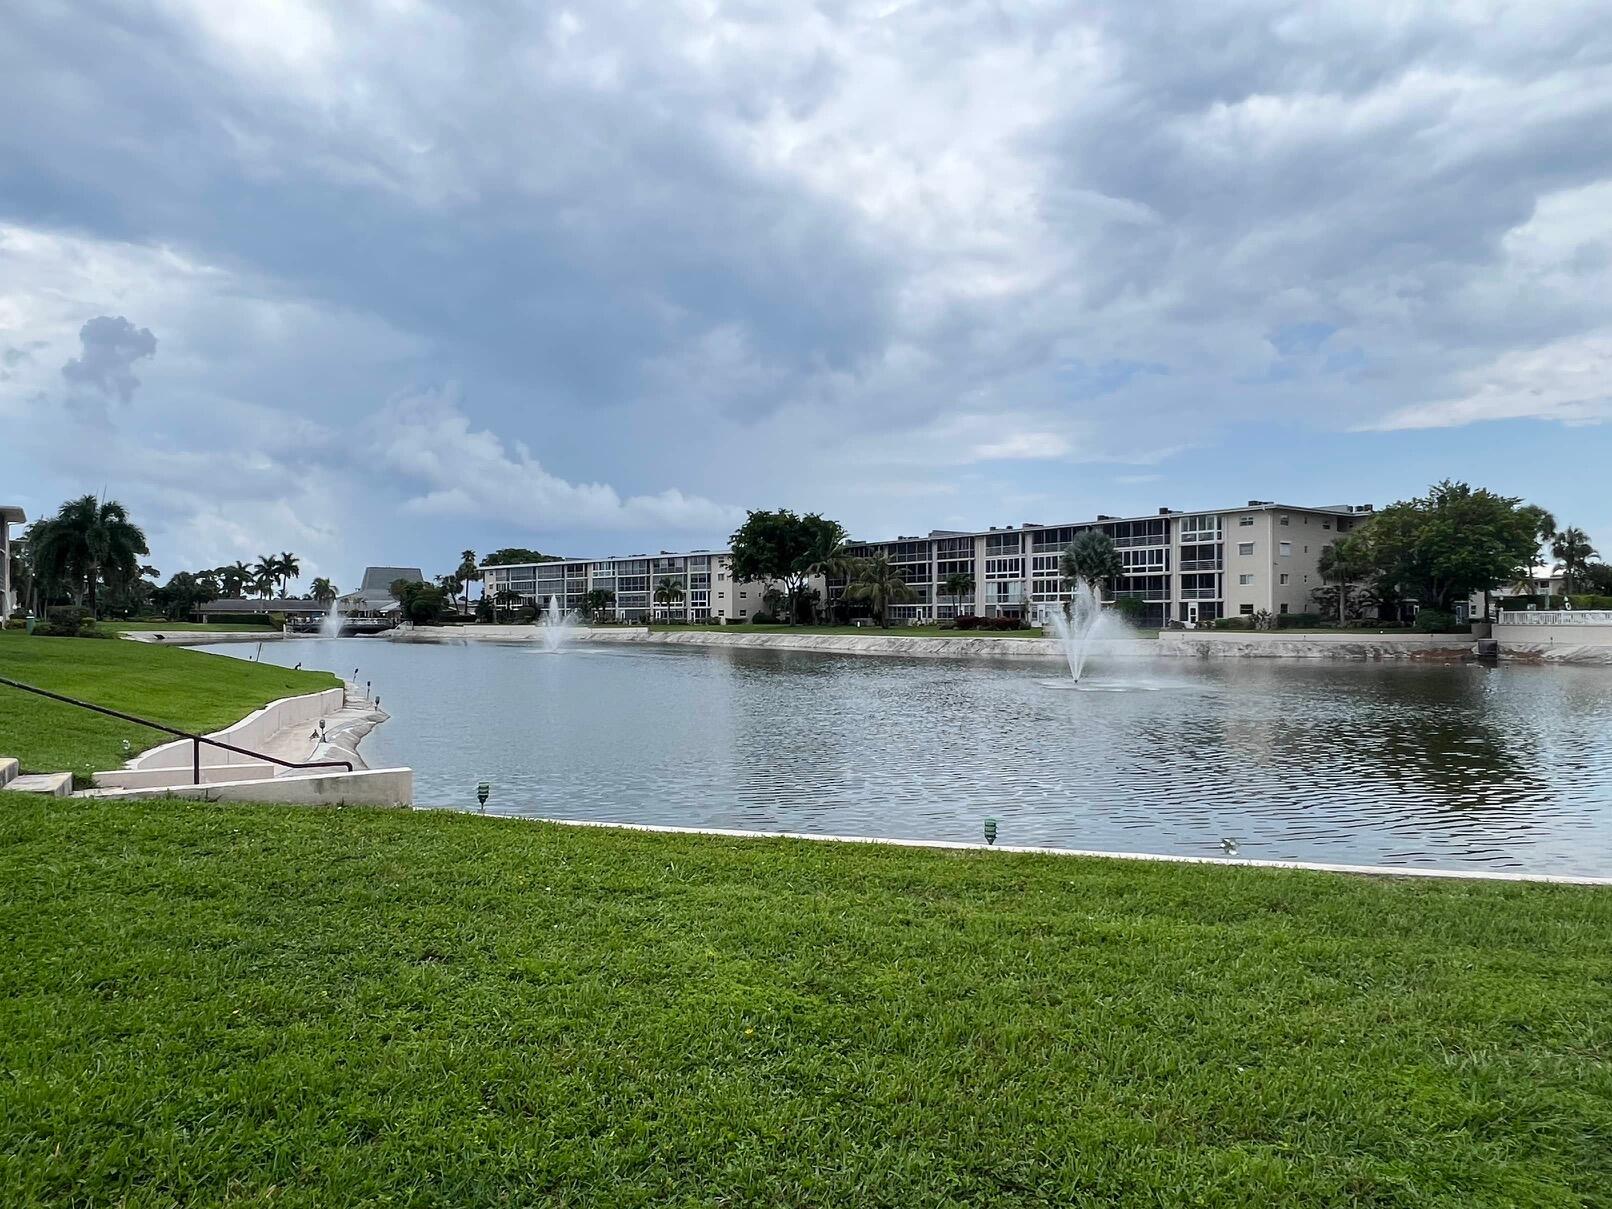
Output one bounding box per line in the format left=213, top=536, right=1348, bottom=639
left=208, top=640, right=1612, bottom=875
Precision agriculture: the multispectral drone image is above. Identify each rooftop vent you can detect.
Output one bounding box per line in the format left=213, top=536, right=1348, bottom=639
left=1158, top=507, right=1172, bottom=515
left=1096, top=514, right=1116, bottom=521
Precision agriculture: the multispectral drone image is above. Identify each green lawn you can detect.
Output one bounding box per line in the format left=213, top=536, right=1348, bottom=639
left=0, top=629, right=338, bottom=782
left=2, top=798, right=1607, bottom=1206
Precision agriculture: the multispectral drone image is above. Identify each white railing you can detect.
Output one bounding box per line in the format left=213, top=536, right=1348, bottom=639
left=1495, top=610, right=1612, bottom=626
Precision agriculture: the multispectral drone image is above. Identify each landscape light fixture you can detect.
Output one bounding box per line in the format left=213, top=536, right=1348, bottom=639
left=984, top=817, right=998, bottom=845
left=477, top=781, right=491, bottom=813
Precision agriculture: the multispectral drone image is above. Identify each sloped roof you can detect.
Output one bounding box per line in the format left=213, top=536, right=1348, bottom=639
left=360, top=566, right=424, bottom=591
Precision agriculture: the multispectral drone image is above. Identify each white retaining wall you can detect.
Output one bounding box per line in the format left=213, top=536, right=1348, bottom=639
left=130, top=687, right=345, bottom=770
left=90, top=767, right=413, bottom=807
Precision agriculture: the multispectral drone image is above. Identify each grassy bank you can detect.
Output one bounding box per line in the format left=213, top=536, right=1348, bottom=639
left=2, top=798, right=1607, bottom=1206
left=0, top=630, right=338, bottom=781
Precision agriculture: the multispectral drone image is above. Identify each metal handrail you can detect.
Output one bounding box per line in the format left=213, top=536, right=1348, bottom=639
left=0, top=675, right=354, bottom=786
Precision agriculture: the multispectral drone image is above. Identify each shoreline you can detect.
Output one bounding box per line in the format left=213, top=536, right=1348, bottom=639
left=476, top=813, right=1612, bottom=887
left=386, top=624, right=1482, bottom=662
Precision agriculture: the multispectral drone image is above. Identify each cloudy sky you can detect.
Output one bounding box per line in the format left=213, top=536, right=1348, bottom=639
left=3, top=0, right=1610, bottom=589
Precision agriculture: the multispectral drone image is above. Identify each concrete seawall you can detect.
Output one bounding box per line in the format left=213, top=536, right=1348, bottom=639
left=389, top=625, right=1479, bottom=661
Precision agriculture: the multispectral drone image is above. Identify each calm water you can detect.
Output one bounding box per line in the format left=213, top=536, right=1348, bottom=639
left=206, top=639, right=1612, bottom=875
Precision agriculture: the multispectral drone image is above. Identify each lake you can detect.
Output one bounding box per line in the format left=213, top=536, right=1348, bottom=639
left=205, top=638, right=1612, bottom=875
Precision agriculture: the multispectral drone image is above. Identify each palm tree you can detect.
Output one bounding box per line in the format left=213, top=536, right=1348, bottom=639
left=276, top=551, right=301, bottom=596
left=30, top=494, right=149, bottom=617
left=654, top=576, right=686, bottom=622
left=456, top=550, right=481, bottom=615
left=251, top=556, right=277, bottom=599
left=582, top=588, right=615, bottom=621
left=845, top=555, right=916, bottom=628
left=309, top=577, right=338, bottom=604
left=801, top=523, right=853, bottom=624
left=1316, top=540, right=1370, bottom=624
left=493, top=587, right=522, bottom=623
left=942, top=571, right=975, bottom=618
left=1552, top=527, right=1597, bottom=596
left=1059, top=531, right=1123, bottom=597
left=218, top=560, right=252, bottom=598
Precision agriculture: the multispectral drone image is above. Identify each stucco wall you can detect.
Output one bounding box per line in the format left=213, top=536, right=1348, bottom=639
left=90, top=767, right=413, bottom=807
left=133, top=686, right=345, bottom=770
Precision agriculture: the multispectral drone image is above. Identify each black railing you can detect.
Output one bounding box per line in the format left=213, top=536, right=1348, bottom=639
left=0, top=676, right=353, bottom=786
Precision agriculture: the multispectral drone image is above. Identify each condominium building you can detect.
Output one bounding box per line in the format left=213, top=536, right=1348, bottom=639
left=479, top=551, right=772, bottom=623
left=835, top=501, right=1373, bottom=627
left=1, top=505, right=25, bottom=621
left=479, top=500, right=1373, bottom=627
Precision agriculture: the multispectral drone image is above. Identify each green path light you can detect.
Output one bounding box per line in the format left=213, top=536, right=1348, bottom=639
left=476, top=781, right=490, bottom=813
left=983, top=817, right=998, bottom=845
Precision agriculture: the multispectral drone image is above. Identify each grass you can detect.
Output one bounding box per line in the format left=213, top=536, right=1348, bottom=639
left=2, top=797, right=1607, bottom=1207
left=0, top=629, right=338, bottom=782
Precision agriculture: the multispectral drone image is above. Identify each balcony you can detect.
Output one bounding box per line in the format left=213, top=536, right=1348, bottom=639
left=1180, top=586, right=1221, bottom=600
left=1179, top=558, right=1223, bottom=571
left=1114, top=534, right=1168, bottom=548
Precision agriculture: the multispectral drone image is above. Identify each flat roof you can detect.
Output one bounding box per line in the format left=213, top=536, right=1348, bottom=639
left=477, top=501, right=1372, bottom=572
left=1, top=505, right=26, bottom=525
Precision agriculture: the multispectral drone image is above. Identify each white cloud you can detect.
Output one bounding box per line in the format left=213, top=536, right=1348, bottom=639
left=1366, top=330, right=1612, bottom=430
left=375, top=387, right=742, bottom=533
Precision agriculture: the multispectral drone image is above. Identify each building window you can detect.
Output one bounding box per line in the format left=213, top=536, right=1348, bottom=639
left=1279, top=542, right=1292, bottom=557
left=1280, top=515, right=1290, bottom=525
left=1238, top=542, right=1254, bottom=556
left=1240, top=603, right=1255, bottom=615
left=1279, top=573, right=1289, bottom=585
left=1239, top=573, right=1254, bottom=585
left=1239, top=516, right=1254, bottom=526
left=1280, top=602, right=1290, bottom=613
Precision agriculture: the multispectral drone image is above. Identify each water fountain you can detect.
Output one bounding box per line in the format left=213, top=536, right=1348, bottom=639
left=1044, top=578, right=1134, bottom=684
left=320, top=598, right=345, bottom=639
left=537, top=594, right=580, bottom=652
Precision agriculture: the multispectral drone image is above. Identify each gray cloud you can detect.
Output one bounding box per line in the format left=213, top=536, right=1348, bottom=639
left=1, top=1, right=1610, bottom=569
left=60, top=315, right=157, bottom=406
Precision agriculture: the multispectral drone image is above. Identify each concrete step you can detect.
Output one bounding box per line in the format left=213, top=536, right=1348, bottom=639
left=0, top=757, right=18, bottom=788
left=8, top=771, right=73, bottom=797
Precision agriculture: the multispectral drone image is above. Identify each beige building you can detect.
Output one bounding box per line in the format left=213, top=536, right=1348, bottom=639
left=1, top=505, right=25, bottom=623
left=480, top=500, right=1373, bottom=627
left=480, top=551, right=785, bottom=623
left=835, top=501, right=1373, bottom=627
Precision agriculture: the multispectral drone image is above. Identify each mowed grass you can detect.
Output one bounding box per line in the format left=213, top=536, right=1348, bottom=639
left=2, top=797, right=1607, bottom=1207
left=0, top=630, right=338, bottom=781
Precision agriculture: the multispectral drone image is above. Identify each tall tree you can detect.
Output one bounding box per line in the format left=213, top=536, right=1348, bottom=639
left=30, top=495, right=149, bottom=617
left=309, top=577, right=339, bottom=603
left=252, top=556, right=277, bottom=599
left=729, top=510, right=847, bottom=626
left=1344, top=481, right=1546, bottom=613
left=1059, top=531, right=1124, bottom=597
left=653, top=576, right=686, bottom=621
left=456, top=549, right=481, bottom=614
left=1316, top=541, right=1372, bottom=624
left=942, top=571, right=975, bottom=617
left=276, top=551, right=301, bottom=597
left=1551, top=527, right=1597, bottom=595
left=218, top=561, right=252, bottom=598
left=844, top=555, right=916, bottom=628
left=582, top=588, right=615, bottom=621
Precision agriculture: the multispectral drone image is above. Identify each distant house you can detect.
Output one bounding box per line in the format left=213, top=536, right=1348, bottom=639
left=1, top=505, right=25, bottom=623
left=194, top=598, right=328, bottom=623
left=337, top=567, right=425, bottom=620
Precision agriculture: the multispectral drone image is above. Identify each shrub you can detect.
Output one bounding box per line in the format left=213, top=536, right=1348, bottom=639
left=1111, top=597, right=1147, bottom=623
left=953, top=614, right=981, bottom=630
left=1412, top=608, right=1457, bottom=633
left=749, top=612, right=775, bottom=625
left=1213, top=615, right=1251, bottom=630
left=1276, top=612, right=1323, bottom=629
left=41, top=606, right=94, bottom=637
